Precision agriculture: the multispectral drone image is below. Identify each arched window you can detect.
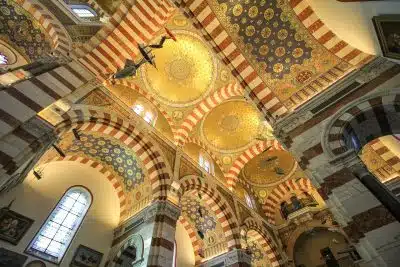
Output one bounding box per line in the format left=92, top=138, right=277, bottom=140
left=199, top=151, right=214, bottom=175
left=70, top=5, right=97, bottom=18
left=26, top=186, right=92, bottom=264
left=245, top=192, right=255, bottom=209
left=132, top=99, right=157, bottom=126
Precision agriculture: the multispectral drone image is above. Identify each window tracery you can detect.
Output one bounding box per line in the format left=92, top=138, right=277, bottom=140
left=26, top=186, right=92, bottom=264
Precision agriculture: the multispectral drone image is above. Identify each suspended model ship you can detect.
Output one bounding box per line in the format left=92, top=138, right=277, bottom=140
left=110, top=28, right=177, bottom=80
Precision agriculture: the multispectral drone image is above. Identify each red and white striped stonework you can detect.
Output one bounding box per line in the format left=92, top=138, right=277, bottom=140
left=175, top=82, right=244, bottom=146
left=86, top=0, right=110, bottom=18
left=172, top=0, right=288, bottom=120
left=369, top=138, right=400, bottom=177
left=263, top=178, right=313, bottom=225
left=74, top=0, right=175, bottom=79
left=327, top=93, right=400, bottom=156
left=178, top=216, right=203, bottom=265
left=226, top=140, right=285, bottom=188
left=289, top=0, right=373, bottom=67
left=41, top=155, right=128, bottom=220
left=0, top=61, right=92, bottom=181
left=185, top=136, right=223, bottom=172
left=56, top=107, right=174, bottom=201
left=103, top=79, right=176, bottom=135
left=242, top=218, right=283, bottom=267
left=16, top=0, right=71, bottom=54
left=178, top=176, right=241, bottom=250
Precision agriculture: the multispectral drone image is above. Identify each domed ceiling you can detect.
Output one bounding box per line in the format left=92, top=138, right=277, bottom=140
left=208, top=0, right=348, bottom=105
left=201, top=100, right=262, bottom=152
left=141, top=31, right=216, bottom=107
left=0, top=0, right=52, bottom=61
left=243, top=150, right=296, bottom=186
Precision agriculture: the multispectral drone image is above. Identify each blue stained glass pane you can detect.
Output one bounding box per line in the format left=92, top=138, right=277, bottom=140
left=60, top=196, right=76, bottom=210
left=33, top=236, right=51, bottom=251
left=53, top=226, right=72, bottom=243
left=77, top=194, right=87, bottom=204
left=63, top=213, right=78, bottom=229
left=68, top=192, right=81, bottom=200
left=71, top=201, right=85, bottom=216
left=41, top=223, right=59, bottom=239
left=51, top=208, right=68, bottom=224
left=46, top=241, right=63, bottom=256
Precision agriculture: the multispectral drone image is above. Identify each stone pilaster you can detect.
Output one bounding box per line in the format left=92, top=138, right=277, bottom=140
left=107, top=200, right=180, bottom=267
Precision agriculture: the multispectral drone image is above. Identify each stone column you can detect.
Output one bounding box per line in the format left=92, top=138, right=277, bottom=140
left=107, top=200, right=180, bottom=267
left=199, top=249, right=252, bottom=267
left=350, top=160, right=400, bottom=222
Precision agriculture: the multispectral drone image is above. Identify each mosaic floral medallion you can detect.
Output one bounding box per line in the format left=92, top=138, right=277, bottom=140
left=181, top=196, right=217, bottom=233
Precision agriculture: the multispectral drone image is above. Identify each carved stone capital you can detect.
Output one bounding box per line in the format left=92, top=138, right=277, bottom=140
left=200, top=249, right=252, bottom=267
left=145, top=200, right=181, bottom=222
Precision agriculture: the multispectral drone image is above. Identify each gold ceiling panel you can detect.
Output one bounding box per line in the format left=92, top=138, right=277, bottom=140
left=201, top=100, right=261, bottom=152
left=243, top=150, right=295, bottom=186
left=141, top=31, right=216, bottom=107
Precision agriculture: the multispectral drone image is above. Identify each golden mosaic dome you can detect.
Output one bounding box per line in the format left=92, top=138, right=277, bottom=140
left=202, top=100, right=261, bottom=151
left=243, top=150, right=296, bottom=186
left=141, top=31, right=216, bottom=107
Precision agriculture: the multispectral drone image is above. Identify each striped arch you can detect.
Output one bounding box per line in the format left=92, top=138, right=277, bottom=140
left=56, top=107, right=174, bottom=201
left=178, top=176, right=241, bottom=250
left=326, top=92, right=400, bottom=156
left=75, top=0, right=175, bottom=78
left=242, top=218, right=283, bottom=267
left=16, top=0, right=72, bottom=54
left=263, top=178, right=313, bottom=225
left=178, top=216, right=203, bottom=265
left=369, top=138, right=400, bottom=176
left=226, top=140, right=285, bottom=188
left=185, top=136, right=223, bottom=172
left=103, top=79, right=176, bottom=135
left=39, top=155, right=128, bottom=220
left=289, top=0, right=373, bottom=66
left=85, top=0, right=110, bottom=18
left=172, top=0, right=287, bottom=120
left=175, top=82, right=244, bottom=145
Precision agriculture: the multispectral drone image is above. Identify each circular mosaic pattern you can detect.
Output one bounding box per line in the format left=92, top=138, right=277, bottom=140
left=181, top=197, right=217, bottom=233
left=66, top=134, right=145, bottom=191
left=0, top=0, right=51, bottom=60
left=141, top=31, right=216, bottom=107
left=202, top=101, right=261, bottom=151
left=217, top=0, right=312, bottom=79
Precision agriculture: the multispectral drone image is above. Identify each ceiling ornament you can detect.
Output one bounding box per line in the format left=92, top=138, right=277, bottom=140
left=181, top=196, right=217, bottom=233
left=110, top=28, right=177, bottom=79
left=242, top=150, right=296, bottom=187
left=208, top=0, right=342, bottom=104
left=201, top=100, right=262, bottom=152
left=141, top=30, right=217, bottom=107
left=65, top=133, right=146, bottom=191
left=0, top=0, right=52, bottom=61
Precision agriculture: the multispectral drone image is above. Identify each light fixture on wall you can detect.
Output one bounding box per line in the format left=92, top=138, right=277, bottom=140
left=197, top=230, right=205, bottom=239
left=33, top=167, right=43, bottom=180
left=72, top=128, right=81, bottom=140
left=52, top=144, right=65, bottom=158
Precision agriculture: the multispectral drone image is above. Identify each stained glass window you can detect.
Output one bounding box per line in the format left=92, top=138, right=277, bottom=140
left=26, top=186, right=92, bottom=264
left=132, top=101, right=157, bottom=126
left=0, top=53, right=8, bottom=65
left=245, top=193, right=255, bottom=209
left=72, top=8, right=96, bottom=18
left=199, top=152, right=213, bottom=175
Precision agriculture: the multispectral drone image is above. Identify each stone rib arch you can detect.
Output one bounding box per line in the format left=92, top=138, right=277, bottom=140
left=241, top=217, right=283, bottom=267
left=38, top=155, right=128, bottom=220
left=325, top=90, right=400, bottom=156
left=263, top=178, right=313, bottom=225
left=289, top=0, right=372, bottom=66
left=226, top=140, right=285, bottom=188
left=178, top=175, right=241, bottom=250
left=175, top=82, right=244, bottom=146
left=56, top=107, right=174, bottom=201
left=104, top=79, right=176, bottom=135
left=17, top=0, right=72, bottom=54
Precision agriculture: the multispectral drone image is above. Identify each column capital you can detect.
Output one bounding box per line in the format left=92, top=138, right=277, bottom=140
left=200, top=249, right=252, bottom=267
left=146, top=200, right=181, bottom=222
